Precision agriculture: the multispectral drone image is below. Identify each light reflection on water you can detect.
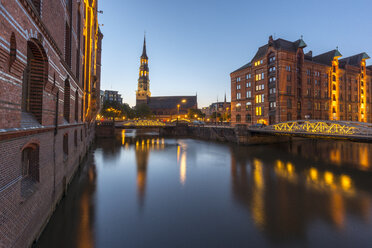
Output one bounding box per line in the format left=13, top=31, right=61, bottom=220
left=36, top=132, right=372, bottom=248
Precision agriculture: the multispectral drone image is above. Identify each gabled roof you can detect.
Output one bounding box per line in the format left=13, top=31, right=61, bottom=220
left=232, top=37, right=306, bottom=74
left=312, top=49, right=342, bottom=66
left=251, top=38, right=306, bottom=62
left=231, top=62, right=251, bottom=74
left=339, top=52, right=370, bottom=67
left=148, top=96, right=197, bottom=110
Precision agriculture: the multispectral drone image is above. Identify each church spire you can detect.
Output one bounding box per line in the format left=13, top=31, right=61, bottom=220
left=136, top=35, right=150, bottom=106
left=141, top=35, right=148, bottom=59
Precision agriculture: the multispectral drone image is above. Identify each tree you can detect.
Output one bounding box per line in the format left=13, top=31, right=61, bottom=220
left=122, top=103, right=135, bottom=119
left=134, top=104, right=152, bottom=119
left=187, top=108, right=205, bottom=119
left=101, top=100, right=123, bottom=120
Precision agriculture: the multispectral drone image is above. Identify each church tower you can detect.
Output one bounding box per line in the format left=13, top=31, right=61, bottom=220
left=136, top=36, right=151, bottom=106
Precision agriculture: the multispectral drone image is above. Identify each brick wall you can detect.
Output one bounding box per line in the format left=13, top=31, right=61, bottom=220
left=0, top=0, right=101, bottom=247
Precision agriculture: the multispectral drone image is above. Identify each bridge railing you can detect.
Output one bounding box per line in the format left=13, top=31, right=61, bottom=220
left=254, top=120, right=372, bottom=137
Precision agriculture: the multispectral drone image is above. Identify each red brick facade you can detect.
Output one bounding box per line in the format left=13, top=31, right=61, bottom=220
left=0, top=1, right=102, bottom=247
left=231, top=36, right=372, bottom=126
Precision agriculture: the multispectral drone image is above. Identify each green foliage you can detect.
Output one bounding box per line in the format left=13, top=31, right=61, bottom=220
left=187, top=108, right=205, bottom=119
left=134, top=104, right=152, bottom=118
left=100, top=100, right=123, bottom=120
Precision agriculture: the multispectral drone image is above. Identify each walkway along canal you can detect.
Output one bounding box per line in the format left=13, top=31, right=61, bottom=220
left=36, top=130, right=372, bottom=248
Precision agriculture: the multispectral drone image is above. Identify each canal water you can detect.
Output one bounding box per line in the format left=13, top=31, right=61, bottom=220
left=37, top=130, right=372, bottom=248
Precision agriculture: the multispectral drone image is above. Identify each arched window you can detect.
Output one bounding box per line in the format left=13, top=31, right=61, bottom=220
left=64, top=80, right=70, bottom=122
left=333, top=84, right=336, bottom=91
left=22, top=144, right=39, bottom=182
left=245, top=114, right=251, bottom=123
left=236, top=114, right=241, bottom=123
left=287, top=112, right=292, bottom=121
left=75, top=90, right=79, bottom=122
left=22, top=39, right=48, bottom=123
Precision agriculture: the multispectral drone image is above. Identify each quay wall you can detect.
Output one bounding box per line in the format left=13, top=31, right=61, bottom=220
left=0, top=124, right=95, bottom=248
left=159, top=126, right=293, bottom=145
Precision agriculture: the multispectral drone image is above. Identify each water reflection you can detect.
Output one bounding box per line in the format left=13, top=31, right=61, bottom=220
left=230, top=144, right=372, bottom=242
left=281, top=140, right=372, bottom=171
left=37, top=136, right=372, bottom=248
left=178, top=141, right=187, bottom=186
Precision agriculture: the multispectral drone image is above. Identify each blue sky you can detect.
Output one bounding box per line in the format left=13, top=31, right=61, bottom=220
left=99, top=0, right=372, bottom=107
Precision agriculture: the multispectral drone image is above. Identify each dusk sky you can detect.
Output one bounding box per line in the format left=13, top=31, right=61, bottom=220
left=99, top=0, right=372, bottom=107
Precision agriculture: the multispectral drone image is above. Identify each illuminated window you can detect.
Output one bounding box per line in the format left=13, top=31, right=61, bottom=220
left=236, top=104, right=241, bottom=112
left=246, top=102, right=252, bottom=111
left=255, top=107, right=262, bottom=116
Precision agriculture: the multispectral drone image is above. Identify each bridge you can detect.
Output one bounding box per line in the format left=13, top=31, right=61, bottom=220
left=249, top=120, right=372, bottom=140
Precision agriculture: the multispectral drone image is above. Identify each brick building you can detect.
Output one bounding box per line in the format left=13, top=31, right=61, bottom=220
left=0, top=0, right=102, bottom=247
left=230, top=36, right=372, bottom=126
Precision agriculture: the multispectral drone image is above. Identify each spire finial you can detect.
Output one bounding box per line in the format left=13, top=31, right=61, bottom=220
left=301, top=35, right=303, bottom=40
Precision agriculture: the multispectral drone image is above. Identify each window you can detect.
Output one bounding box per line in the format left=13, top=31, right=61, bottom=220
left=287, top=74, right=291, bottom=82
left=269, top=77, right=276, bottom=83
left=307, top=89, right=311, bottom=96
left=270, top=102, right=276, bottom=109
left=269, top=67, right=276, bottom=72
left=65, top=22, right=72, bottom=67
left=236, top=84, right=241, bottom=90
left=287, top=99, right=292, bottom=108
left=246, top=74, right=251, bottom=79
left=64, top=80, right=70, bottom=122
left=76, top=10, right=81, bottom=79
left=236, top=114, right=241, bottom=123
left=245, top=114, right=252, bottom=122
left=236, top=77, right=241, bottom=82
left=306, top=69, right=311, bottom=75
left=246, top=102, right=252, bottom=111
left=22, top=145, right=39, bottom=182
left=246, top=82, right=251, bottom=87
left=63, top=133, right=69, bottom=156
left=75, top=90, right=79, bottom=122
left=286, top=66, right=291, bottom=71
left=307, top=78, right=311, bottom=85
left=246, top=91, right=251, bottom=98
left=236, top=93, right=241, bottom=100
left=22, top=40, right=48, bottom=123
left=255, top=107, right=262, bottom=116
left=287, top=86, right=291, bottom=95
left=236, top=104, right=241, bottom=112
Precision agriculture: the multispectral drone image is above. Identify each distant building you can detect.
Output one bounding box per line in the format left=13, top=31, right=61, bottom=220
left=230, top=36, right=372, bottom=126
left=104, top=90, right=123, bottom=104
left=201, top=96, right=231, bottom=121
left=135, top=36, right=197, bottom=120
